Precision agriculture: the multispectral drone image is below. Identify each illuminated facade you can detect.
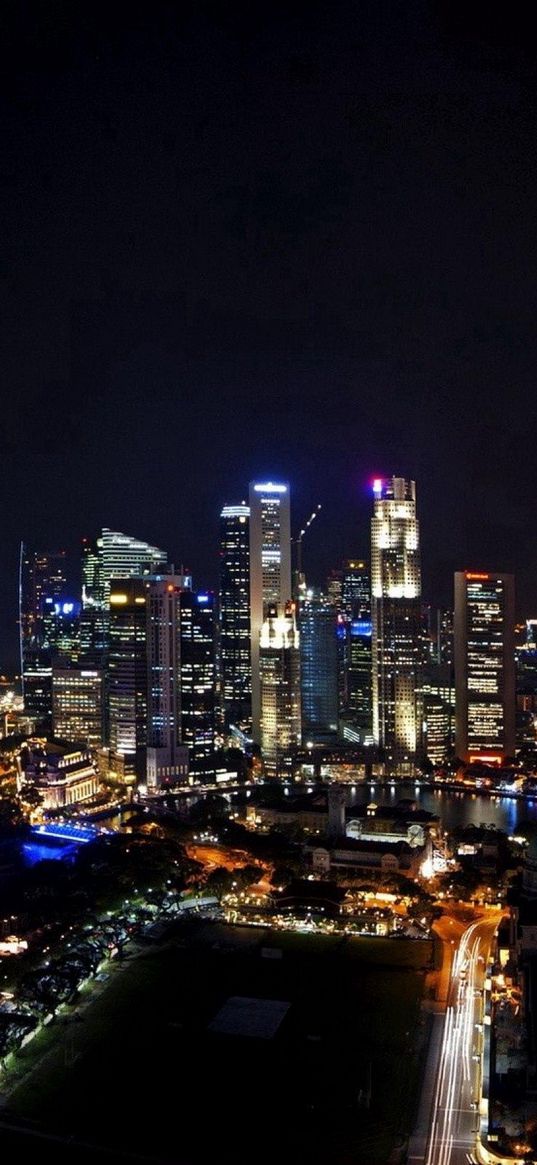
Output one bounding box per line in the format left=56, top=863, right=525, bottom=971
left=80, top=528, right=166, bottom=664
left=219, top=503, right=251, bottom=733
left=19, top=545, right=68, bottom=726
left=52, top=665, right=104, bottom=749
left=108, top=578, right=149, bottom=781
left=20, top=742, right=99, bottom=810
left=259, top=602, right=301, bottom=776
left=337, top=560, right=373, bottom=742
left=300, top=590, right=338, bottom=742
left=146, top=575, right=191, bottom=788
left=249, top=482, right=292, bottom=742
left=178, top=590, right=216, bottom=780
left=371, top=477, right=422, bottom=767
left=454, top=572, right=515, bottom=764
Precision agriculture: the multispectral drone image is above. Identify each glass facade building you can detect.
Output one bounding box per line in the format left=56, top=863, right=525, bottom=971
left=371, top=477, right=422, bottom=768
left=249, top=482, right=292, bottom=743
left=454, top=571, right=515, bottom=764
left=219, top=503, right=251, bottom=733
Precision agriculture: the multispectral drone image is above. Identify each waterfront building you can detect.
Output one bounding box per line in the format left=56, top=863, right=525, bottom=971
left=259, top=601, right=301, bottom=776
left=454, top=571, right=515, bottom=764
left=19, top=741, right=99, bottom=810
left=371, top=477, right=422, bottom=769
left=219, top=503, right=251, bottom=734
left=249, top=481, right=292, bottom=743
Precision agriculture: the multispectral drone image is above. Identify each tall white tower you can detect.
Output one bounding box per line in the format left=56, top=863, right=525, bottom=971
left=371, top=477, right=422, bottom=770
left=249, top=481, right=292, bottom=742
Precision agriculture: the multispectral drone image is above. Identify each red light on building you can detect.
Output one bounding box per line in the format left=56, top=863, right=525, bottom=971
left=466, top=572, right=490, bottom=581
left=469, top=753, right=503, bottom=766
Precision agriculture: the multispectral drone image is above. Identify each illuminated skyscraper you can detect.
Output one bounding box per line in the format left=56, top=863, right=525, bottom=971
left=52, top=665, right=104, bottom=749
left=300, top=590, right=338, bottom=742
left=219, top=503, right=251, bottom=733
left=108, top=578, right=149, bottom=782
left=337, top=560, right=373, bottom=743
left=249, top=481, right=292, bottom=742
left=80, top=528, right=166, bottom=664
left=371, top=477, right=422, bottom=768
left=259, top=602, right=301, bottom=775
left=179, top=590, right=216, bottom=780
left=146, top=573, right=191, bottom=788
left=20, top=545, right=68, bottom=726
left=454, top=572, right=515, bottom=764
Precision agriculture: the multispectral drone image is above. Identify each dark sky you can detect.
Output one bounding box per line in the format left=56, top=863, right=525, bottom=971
left=2, top=1, right=537, bottom=665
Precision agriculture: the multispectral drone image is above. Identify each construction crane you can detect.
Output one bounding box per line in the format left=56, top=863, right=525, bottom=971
left=293, top=503, right=322, bottom=599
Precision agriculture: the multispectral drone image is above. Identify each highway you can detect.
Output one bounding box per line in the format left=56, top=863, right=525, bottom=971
left=410, top=912, right=501, bottom=1165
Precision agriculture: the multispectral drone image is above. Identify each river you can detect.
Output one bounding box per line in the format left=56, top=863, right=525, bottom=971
left=345, top=781, right=537, bottom=834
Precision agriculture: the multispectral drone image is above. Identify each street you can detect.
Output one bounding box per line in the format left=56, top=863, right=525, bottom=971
left=410, top=912, right=501, bottom=1165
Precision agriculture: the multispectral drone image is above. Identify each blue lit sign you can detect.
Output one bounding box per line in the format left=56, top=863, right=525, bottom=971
left=351, top=620, right=372, bottom=637
left=197, top=594, right=210, bottom=604
left=253, top=482, right=287, bottom=493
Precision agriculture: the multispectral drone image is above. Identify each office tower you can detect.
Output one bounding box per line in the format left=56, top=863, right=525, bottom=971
left=249, top=481, right=292, bottom=742
left=259, top=602, right=301, bottom=776
left=146, top=574, right=191, bottom=788
left=219, top=503, right=251, bottom=733
left=52, top=665, right=104, bottom=749
left=336, top=560, right=373, bottom=743
left=371, top=477, right=422, bottom=769
left=108, top=578, right=149, bottom=782
left=454, top=571, right=515, bottom=764
left=42, top=598, right=81, bottom=662
left=80, top=528, right=166, bottom=664
left=19, top=545, right=68, bottom=725
left=516, top=620, right=537, bottom=744
left=179, top=590, right=216, bottom=781
left=300, top=590, right=338, bottom=742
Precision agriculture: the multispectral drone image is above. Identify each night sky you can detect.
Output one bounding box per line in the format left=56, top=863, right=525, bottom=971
left=2, top=1, right=537, bottom=665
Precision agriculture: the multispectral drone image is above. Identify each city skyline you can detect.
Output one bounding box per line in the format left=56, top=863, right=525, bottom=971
left=2, top=4, right=537, bottom=665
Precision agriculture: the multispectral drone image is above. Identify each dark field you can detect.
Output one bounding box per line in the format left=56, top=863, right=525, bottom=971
left=3, top=923, right=432, bottom=1164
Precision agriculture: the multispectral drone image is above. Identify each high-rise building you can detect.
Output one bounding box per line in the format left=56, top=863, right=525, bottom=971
left=52, top=665, right=104, bottom=749
left=259, top=602, right=301, bottom=776
left=219, top=503, right=251, bottom=733
left=300, top=590, right=338, bottom=742
left=80, top=529, right=166, bottom=664
left=108, top=578, right=149, bottom=782
left=146, top=574, right=191, bottom=788
left=336, top=560, right=373, bottom=743
left=454, top=572, right=515, bottom=765
left=20, top=545, right=68, bottom=726
left=249, top=481, right=292, bottom=742
left=371, top=477, right=422, bottom=769
left=179, top=590, right=216, bottom=780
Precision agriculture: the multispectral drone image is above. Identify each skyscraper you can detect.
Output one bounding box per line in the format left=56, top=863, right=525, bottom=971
left=52, top=665, right=105, bottom=749
left=19, top=545, right=68, bottom=725
left=249, top=481, right=292, bottom=742
left=179, top=590, right=216, bottom=780
left=80, top=528, right=167, bottom=664
left=338, top=560, right=373, bottom=743
left=219, top=503, right=251, bottom=733
left=371, top=477, right=422, bottom=769
left=454, top=571, right=515, bottom=765
left=146, top=574, right=191, bottom=788
left=259, top=601, right=301, bottom=775
left=300, top=590, right=338, bottom=742
left=108, top=578, right=149, bottom=782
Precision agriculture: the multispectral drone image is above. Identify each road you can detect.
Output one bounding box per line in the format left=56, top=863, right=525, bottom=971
left=410, top=911, right=501, bottom=1165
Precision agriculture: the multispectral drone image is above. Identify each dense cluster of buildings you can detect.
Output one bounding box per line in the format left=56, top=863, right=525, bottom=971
left=13, top=475, right=531, bottom=799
